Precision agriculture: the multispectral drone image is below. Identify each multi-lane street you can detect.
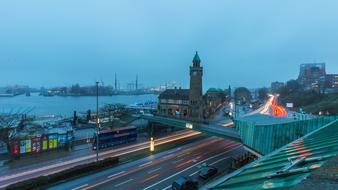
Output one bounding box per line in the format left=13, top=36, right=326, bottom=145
left=48, top=137, right=244, bottom=190
left=0, top=130, right=201, bottom=189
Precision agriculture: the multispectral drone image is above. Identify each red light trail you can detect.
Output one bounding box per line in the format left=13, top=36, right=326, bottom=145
left=271, top=96, right=287, bottom=117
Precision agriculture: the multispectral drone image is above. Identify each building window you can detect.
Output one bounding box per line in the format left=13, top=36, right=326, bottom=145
left=168, top=99, right=176, bottom=104
left=183, top=110, right=187, bottom=116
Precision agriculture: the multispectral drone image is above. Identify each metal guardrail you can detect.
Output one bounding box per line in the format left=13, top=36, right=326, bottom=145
left=139, top=115, right=242, bottom=142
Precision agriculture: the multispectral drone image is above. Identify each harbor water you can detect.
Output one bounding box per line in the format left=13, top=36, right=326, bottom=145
left=0, top=93, right=158, bottom=117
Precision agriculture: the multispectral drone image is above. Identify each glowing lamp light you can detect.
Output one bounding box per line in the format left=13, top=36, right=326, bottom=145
left=186, top=123, right=193, bottom=129
left=229, top=102, right=234, bottom=110
left=150, top=137, right=155, bottom=152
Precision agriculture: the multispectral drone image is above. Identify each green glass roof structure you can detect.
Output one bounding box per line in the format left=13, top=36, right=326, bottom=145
left=208, top=119, right=338, bottom=190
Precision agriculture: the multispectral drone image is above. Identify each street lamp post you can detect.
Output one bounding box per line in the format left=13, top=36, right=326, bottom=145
left=96, top=81, right=99, bottom=161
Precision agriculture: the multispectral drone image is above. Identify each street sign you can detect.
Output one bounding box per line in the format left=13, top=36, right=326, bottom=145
left=286, top=103, right=293, bottom=108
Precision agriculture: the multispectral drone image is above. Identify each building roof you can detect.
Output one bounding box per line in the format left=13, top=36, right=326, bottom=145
left=291, top=154, right=338, bottom=190
left=158, top=89, right=189, bottom=100
left=208, top=119, right=338, bottom=190
left=207, top=88, right=225, bottom=93
left=236, top=114, right=294, bottom=125
left=193, top=51, right=201, bottom=67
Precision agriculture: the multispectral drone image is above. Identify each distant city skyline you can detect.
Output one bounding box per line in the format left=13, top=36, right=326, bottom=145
left=1, top=0, right=338, bottom=89
left=1, top=61, right=337, bottom=90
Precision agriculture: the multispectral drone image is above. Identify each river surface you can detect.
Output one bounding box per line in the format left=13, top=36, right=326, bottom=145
left=0, top=93, right=158, bottom=117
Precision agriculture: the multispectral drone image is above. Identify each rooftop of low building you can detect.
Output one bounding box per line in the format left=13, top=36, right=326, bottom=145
left=235, top=113, right=295, bottom=125
left=158, top=88, right=190, bottom=100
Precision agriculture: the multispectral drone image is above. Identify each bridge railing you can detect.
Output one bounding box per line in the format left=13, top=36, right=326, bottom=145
left=141, top=114, right=242, bottom=142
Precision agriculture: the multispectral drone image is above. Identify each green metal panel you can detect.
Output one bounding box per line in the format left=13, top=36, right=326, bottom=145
left=235, top=116, right=338, bottom=155
left=211, top=119, right=338, bottom=190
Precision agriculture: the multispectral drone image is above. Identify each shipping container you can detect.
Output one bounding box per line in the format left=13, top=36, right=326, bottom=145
left=20, top=140, right=26, bottom=154
left=48, top=134, right=58, bottom=149
left=32, top=137, right=37, bottom=153
left=36, top=137, right=41, bottom=153
left=25, top=139, right=31, bottom=153
left=58, top=134, right=67, bottom=147
left=9, top=122, right=74, bottom=158
left=11, top=140, right=20, bottom=157
left=32, top=137, right=41, bottom=153
left=42, top=135, right=48, bottom=151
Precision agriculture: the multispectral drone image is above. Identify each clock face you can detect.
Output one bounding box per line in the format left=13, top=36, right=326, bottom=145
left=192, top=71, right=197, bottom=76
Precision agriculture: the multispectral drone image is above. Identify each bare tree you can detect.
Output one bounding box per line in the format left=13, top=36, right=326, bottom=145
left=0, top=107, right=34, bottom=145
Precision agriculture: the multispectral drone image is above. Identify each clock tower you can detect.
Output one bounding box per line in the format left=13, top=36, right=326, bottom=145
left=189, top=51, right=204, bottom=120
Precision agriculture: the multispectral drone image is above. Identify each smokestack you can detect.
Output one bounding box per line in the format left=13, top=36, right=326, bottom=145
left=136, top=75, right=138, bottom=90
left=115, top=73, right=117, bottom=90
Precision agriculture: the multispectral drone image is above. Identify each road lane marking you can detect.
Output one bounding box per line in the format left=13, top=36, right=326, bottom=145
left=143, top=145, right=241, bottom=190
left=162, top=185, right=171, bottom=190
left=163, top=154, right=173, bottom=159
left=108, top=171, right=126, bottom=179
left=172, top=158, right=184, bottom=164
left=167, top=147, right=181, bottom=155
left=210, top=156, right=229, bottom=166
left=177, top=151, right=191, bottom=158
left=147, top=167, right=162, bottom=174
left=0, top=131, right=199, bottom=184
left=187, top=157, right=231, bottom=179
left=71, top=184, right=88, bottom=190
left=7, top=132, right=204, bottom=190
left=114, top=178, right=134, bottom=187
left=193, top=153, right=200, bottom=157
left=189, top=171, right=198, bottom=176
left=142, top=173, right=160, bottom=183
left=139, top=161, right=153, bottom=167
left=80, top=137, right=216, bottom=190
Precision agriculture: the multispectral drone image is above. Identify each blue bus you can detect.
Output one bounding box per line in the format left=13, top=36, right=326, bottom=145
left=93, top=126, right=137, bottom=150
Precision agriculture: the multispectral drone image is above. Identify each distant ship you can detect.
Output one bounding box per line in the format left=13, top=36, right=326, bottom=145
left=0, top=93, right=15, bottom=97
left=128, top=100, right=157, bottom=109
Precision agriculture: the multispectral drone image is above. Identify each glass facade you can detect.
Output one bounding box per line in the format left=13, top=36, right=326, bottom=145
left=235, top=116, right=338, bottom=155
left=210, top=118, right=338, bottom=190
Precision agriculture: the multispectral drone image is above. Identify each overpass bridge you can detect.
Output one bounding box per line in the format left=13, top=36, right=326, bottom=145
left=139, top=114, right=242, bottom=142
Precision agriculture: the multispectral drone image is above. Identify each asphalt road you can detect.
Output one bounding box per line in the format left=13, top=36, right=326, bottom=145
left=0, top=130, right=200, bottom=189
left=49, top=137, right=245, bottom=190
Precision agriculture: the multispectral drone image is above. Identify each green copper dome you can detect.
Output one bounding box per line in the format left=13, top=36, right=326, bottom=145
left=192, top=51, right=201, bottom=66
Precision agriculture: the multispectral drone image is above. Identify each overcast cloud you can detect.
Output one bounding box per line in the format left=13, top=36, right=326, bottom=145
left=0, top=0, right=338, bottom=89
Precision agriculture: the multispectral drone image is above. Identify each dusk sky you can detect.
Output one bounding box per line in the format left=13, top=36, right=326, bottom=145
left=1, top=0, right=338, bottom=90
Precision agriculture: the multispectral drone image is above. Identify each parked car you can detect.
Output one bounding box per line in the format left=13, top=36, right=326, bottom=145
left=172, top=177, right=198, bottom=190
left=198, top=166, right=218, bottom=180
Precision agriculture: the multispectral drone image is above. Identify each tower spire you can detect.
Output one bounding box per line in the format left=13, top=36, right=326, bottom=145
left=192, top=51, right=201, bottom=67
